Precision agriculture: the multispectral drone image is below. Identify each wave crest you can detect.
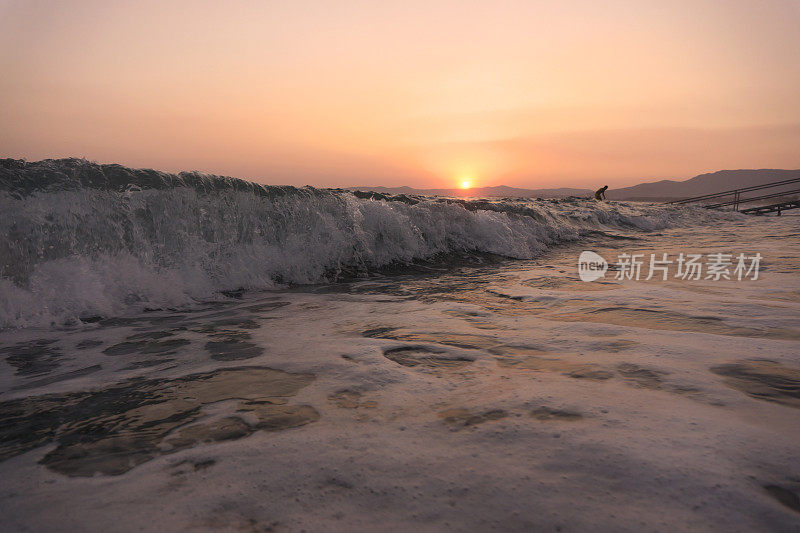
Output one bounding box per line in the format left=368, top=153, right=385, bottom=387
left=0, top=159, right=732, bottom=328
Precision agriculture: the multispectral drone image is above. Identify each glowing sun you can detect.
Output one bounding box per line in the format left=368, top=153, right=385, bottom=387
left=460, top=180, right=471, bottom=189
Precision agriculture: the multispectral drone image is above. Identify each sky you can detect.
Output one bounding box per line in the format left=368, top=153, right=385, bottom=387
left=1, top=0, right=799, bottom=189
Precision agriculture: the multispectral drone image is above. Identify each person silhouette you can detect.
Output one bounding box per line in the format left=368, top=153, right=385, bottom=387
left=594, top=185, right=608, bottom=200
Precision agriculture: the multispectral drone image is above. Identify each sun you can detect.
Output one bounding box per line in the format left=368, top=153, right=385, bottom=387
left=460, top=180, right=471, bottom=189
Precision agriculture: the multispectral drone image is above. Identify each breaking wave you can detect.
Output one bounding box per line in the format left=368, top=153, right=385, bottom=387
left=0, top=158, right=735, bottom=328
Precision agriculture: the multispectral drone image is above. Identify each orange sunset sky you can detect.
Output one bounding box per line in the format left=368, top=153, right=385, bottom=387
left=1, top=0, right=799, bottom=189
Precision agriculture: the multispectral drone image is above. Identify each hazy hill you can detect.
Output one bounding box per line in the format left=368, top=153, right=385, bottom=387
left=346, top=185, right=592, bottom=198
left=350, top=169, right=800, bottom=201
left=606, top=169, right=800, bottom=201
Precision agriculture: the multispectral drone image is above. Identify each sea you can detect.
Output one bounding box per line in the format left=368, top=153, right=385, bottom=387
left=1, top=159, right=799, bottom=532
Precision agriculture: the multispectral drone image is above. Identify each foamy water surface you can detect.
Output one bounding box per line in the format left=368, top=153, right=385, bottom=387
left=1, top=160, right=799, bottom=531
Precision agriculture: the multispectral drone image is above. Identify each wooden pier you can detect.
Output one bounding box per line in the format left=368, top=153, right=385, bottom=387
left=739, top=199, right=800, bottom=216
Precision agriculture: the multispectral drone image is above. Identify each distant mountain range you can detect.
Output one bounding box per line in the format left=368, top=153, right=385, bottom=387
left=348, top=169, right=800, bottom=201
left=345, top=184, right=592, bottom=198
left=607, top=169, right=800, bottom=200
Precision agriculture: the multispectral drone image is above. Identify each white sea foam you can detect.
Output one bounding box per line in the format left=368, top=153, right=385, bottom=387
left=0, top=160, right=738, bottom=329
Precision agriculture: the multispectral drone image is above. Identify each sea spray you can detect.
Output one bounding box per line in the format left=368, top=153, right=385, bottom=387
left=0, top=158, right=738, bottom=328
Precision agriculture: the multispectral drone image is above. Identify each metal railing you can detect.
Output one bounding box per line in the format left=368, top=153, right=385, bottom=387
left=704, top=188, right=800, bottom=209
left=667, top=176, right=800, bottom=211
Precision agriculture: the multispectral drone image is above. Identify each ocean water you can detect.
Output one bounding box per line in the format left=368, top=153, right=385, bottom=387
left=1, top=159, right=799, bottom=531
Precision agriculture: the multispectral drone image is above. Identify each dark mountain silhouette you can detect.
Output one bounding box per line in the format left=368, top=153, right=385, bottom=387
left=606, top=169, right=800, bottom=201
left=349, top=169, right=800, bottom=201
left=345, top=184, right=591, bottom=198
